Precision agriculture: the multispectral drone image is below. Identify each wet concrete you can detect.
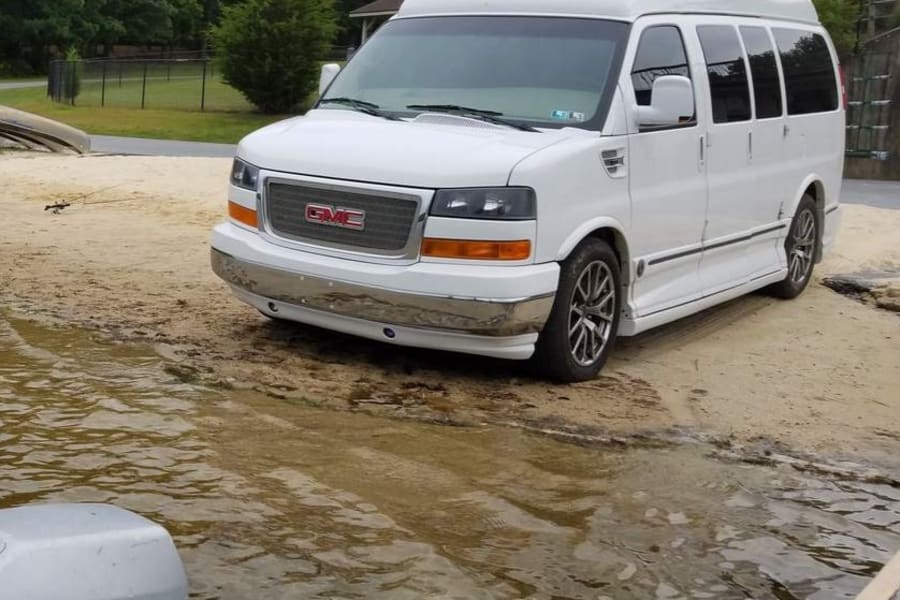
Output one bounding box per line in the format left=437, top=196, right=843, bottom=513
left=1, top=314, right=898, bottom=599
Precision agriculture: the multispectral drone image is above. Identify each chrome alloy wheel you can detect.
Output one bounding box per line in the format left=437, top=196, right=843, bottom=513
left=789, top=208, right=816, bottom=284
left=568, top=261, right=616, bottom=367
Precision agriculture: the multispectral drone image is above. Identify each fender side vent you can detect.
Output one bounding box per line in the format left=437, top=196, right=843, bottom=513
left=601, top=148, right=626, bottom=178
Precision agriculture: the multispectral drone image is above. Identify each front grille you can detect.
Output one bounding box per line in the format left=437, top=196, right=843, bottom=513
left=266, top=182, right=419, bottom=253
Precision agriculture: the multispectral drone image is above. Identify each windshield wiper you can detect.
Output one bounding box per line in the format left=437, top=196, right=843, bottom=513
left=406, top=104, right=540, bottom=132
left=319, top=97, right=401, bottom=121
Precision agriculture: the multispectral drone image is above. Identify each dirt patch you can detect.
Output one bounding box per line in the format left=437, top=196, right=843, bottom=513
left=1, top=152, right=898, bottom=464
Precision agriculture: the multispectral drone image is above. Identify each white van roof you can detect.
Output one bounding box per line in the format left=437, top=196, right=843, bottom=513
left=397, top=0, right=820, bottom=25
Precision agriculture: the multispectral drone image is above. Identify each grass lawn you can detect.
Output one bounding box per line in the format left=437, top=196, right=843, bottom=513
left=0, top=78, right=290, bottom=144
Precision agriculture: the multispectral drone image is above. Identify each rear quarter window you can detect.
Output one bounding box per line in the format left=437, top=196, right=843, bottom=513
left=772, top=28, right=838, bottom=115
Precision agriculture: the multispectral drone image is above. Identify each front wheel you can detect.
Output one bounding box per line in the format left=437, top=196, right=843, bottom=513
left=768, top=195, right=818, bottom=299
left=533, top=239, right=622, bottom=383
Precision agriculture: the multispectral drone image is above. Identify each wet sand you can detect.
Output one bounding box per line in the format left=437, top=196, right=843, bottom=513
left=2, top=314, right=898, bottom=599
left=0, top=152, right=898, bottom=466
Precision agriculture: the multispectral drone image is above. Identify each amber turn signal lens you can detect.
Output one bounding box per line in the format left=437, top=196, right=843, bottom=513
left=422, top=238, right=531, bottom=261
left=228, top=201, right=258, bottom=228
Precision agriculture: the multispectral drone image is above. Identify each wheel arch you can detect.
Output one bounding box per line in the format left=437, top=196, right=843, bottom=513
left=555, top=219, right=632, bottom=284
left=787, top=175, right=827, bottom=263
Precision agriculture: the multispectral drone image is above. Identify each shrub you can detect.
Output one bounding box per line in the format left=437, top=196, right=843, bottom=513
left=212, top=0, right=338, bottom=114
left=64, top=47, right=82, bottom=104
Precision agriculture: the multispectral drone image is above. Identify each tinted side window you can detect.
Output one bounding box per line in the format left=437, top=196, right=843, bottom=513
left=632, top=25, right=691, bottom=110
left=772, top=28, right=838, bottom=115
left=697, top=25, right=752, bottom=123
left=740, top=26, right=783, bottom=119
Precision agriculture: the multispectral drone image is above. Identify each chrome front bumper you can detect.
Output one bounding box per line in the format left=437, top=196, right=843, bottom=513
left=211, top=249, right=555, bottom=337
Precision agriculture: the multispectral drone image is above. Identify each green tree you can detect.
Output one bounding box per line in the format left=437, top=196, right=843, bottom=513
left=212, top=0, right=338, bottom=113
left=0, top=0, right=208, bottom=71
left=812, top=0, right=861, bottom=58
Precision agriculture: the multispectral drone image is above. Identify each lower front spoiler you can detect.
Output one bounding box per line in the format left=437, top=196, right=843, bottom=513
left=211, top=249, right=555, bottom=360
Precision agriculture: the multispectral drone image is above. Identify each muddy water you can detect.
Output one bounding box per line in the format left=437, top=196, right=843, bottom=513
left=1, top=315, right=898, bottom=600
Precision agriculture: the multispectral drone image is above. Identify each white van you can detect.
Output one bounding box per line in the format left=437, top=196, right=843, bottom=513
left=211, top=0, right=845, bottom=382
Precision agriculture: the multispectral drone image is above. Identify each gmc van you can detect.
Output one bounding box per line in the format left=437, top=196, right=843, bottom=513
left=211, top=0, right=845, bottom=382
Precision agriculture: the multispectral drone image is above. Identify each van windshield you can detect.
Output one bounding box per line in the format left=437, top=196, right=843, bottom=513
left=320, top=16, right=628, bottom=130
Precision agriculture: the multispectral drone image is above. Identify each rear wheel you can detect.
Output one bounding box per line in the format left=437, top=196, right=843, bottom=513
left=768, top=194, right=818, bottom=299
left=533, top=239, right=622, bottom=383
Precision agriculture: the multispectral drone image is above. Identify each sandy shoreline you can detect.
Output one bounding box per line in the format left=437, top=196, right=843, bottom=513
left=1, top=152, right=897, bottom=465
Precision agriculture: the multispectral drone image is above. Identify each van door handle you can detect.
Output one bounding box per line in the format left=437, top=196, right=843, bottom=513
left=699, top=135, right=705, bottom=170
left=748, top=131, right=753, bottom=160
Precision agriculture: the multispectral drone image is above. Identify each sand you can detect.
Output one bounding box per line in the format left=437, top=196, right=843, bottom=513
left=1, top=151, right=897, bottom=464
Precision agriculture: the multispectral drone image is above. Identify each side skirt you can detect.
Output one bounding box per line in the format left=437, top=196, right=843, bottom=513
left=618, top=268, right=788, bottom=337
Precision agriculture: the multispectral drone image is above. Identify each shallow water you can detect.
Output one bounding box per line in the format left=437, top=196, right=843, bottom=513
left=0, top=314, right=897, bottom=599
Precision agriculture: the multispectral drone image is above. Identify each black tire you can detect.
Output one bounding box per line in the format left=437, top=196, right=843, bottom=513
left=768, top=194, right=818, bottom=300
left=533, top=238, right=622, bottom=383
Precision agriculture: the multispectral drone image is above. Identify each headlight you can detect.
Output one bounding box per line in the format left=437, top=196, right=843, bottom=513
left=430, top=188, right=536, bottom=220
left=230, top=158, right=260, bottom=191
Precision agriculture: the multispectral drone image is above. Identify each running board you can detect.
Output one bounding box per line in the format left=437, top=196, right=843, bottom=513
left=619, top=269, right=787, bottom=336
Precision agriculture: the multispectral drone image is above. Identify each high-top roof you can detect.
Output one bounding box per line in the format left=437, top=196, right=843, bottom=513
left=397, top=0, right=820, bottom=24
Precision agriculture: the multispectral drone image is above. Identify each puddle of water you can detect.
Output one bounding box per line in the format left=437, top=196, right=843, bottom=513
left=1, top=315, right=898, bottom=599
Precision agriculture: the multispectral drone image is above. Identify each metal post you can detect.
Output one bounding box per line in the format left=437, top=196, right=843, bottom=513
left=200, top=60, right=207, bottom=112
left=48, top=61, right=56, bottom=101
left=69, top=61, right=76, bottom=106
left=141, top=62, right=148, bottom=109
left=867, top=0, right=877, bottom=39
left=101, top=62, right=107, bottom=107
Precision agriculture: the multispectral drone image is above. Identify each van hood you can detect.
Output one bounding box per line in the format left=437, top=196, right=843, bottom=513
left=236, top=109, right=584, bottom=189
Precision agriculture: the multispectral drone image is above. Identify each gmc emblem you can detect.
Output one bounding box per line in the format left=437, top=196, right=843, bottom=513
left=305, top=203, right=366, bottom=231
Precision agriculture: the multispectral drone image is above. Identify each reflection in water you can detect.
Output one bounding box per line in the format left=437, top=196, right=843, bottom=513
left=0, top=315, right=897, bottom=599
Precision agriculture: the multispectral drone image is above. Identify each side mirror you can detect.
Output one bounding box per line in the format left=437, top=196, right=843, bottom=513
left=319, top=63, right=341, bottom=96
left=0, top=504, right=188, bottom=600
left=637, top=75, right=695, bottom=128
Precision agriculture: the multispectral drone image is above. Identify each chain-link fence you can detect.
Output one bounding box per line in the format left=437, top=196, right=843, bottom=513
left=48, top=58, right=253, bottom=112
left=48, top=48, right=353, bottom=112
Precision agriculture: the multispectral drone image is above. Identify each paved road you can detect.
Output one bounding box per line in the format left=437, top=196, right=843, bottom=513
left=0, top=80, right=46, bottom=91
left=90, top=135, right=236, bottom=158
left=841, top=179, right=900, bottom=210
